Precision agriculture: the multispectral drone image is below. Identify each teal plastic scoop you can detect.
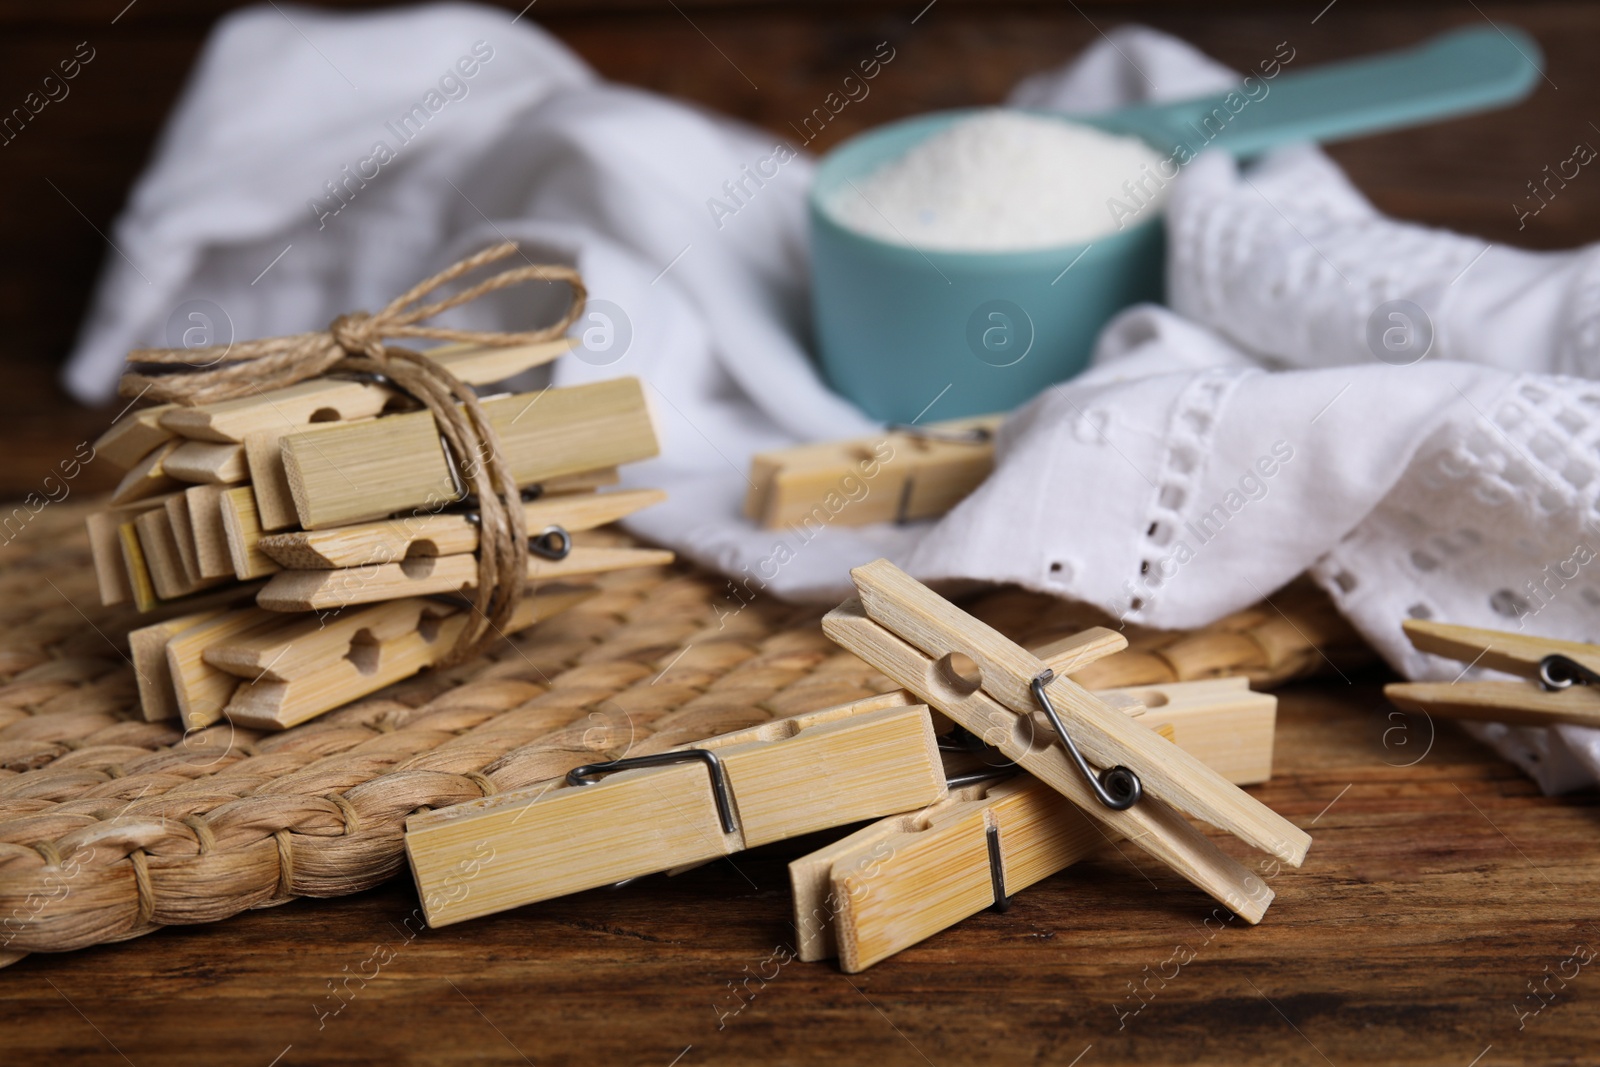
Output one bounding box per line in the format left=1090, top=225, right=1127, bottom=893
left=810, top=26, right=1543, bottom=423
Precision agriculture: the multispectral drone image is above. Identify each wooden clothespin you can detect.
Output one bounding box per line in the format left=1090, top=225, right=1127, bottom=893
left=253, top=486, right=669, bottom=609
left=153, top=339, right=571, bottom=443
left=211, top=587, right=595, bottom=729
left=163, top=493, right=201, bottom=581
left=87, top=495, right=176, bottom=607
left=117, top=518, right=160, bottom=612
left=404, top=692, right=946, bottom=928
left=93, top=404, right=175, bottom=469
left=792, top=677, right=1278, bottom=971
left=133, top=508, right=228, bottom=601
left=243, top=418, right=370, bottom=532
left=110, top=439, right=182, bottom=506
left=256, top=542, right=672, bottom=610
left=256, top=488, right=664, bottom=569
left=163, top=440, right=247, bottom=485
left=1386, top=619, right=1600, bottom=727
left=282, top=377, right=658, bottom=529
left=219, top=486, right=280, bottom=581
left=744, top=415, right=1001, bottom=529
left=131, top=606, right=230, bottom=722
left=162, top=606, right=286, bottom=727
left=180, top=484, right=238, bottom=580
left=823, top=560, right=1310, bottom=924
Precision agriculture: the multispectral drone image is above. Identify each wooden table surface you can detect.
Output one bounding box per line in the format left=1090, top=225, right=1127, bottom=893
left=4, top=3, right=1600, bottom=1064
left=2, top=674, right=1596, bottom=1066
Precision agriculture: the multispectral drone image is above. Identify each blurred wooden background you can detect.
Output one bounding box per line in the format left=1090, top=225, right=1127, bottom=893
left=0, top=0, right=1594, bottom=496
left=4, top=8, right=1600, bottom=1066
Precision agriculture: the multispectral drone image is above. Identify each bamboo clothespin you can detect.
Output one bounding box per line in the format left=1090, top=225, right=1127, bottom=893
left=219, top=486, right=280, bottom=581
left=134, top=509, right=228, bottom=601
left=282, top=377, right=659, bottom=529
left=109, top=439, right=182, bottom=506
left=253, top=484, right=669, bottom=610
left=87, top=495, right=176, bottom=606
left=255, top=543, right=673, bottom=610
left=823, top=560, right=1310, bottom=924
left=126, top=585, right=272, bottom=719
left=92, top=404, right=176, bottom=469
left=255, top=488, right=665, bottom=569
left=182, top=484, right=238, bottom=580
left=1089, top=676, right=1278, bottom=786
left=1386, top=619, right=1600, bottom=728
left=131, top=607, right=230, bottom=722
left=792, top=677, right=1279, bottom=971
left=154, top=338, right=574, bottom=443
left=213, top=587, right=595, bottom=729
left=117, top=519, right=159, bottom=613
left=164, top=606, right=286, bottom=727
left=162, top=440, right=247, bottom=485
left=745, top=415, right=1001, bottom=529
left=203, top=596, right=432, bottom=681
left=243, top=418, right=371, bottom=532
left=163, top=493, right=201, bottom=582
left=404, top=692, right=946, bottom=928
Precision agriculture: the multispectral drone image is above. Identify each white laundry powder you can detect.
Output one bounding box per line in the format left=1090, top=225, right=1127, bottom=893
left=826, top=109, right=1167, bottom=251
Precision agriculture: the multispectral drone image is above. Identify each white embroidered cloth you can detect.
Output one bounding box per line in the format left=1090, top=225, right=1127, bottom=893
left=62, top=5, right=1600, bottom=791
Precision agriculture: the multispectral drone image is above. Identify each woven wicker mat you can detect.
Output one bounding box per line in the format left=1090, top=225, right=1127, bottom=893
left=0, top=500, right=1371, bottom=966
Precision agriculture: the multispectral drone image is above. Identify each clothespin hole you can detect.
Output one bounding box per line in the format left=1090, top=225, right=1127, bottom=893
left=418, top=612, right=446, bottom=643
left=1120, top=688, right=1169, bottom=709
left=1011, top=714, right=1048, bottom=755
left=404, top=539, right=440, bottom=559
left=345, top=629, right=381, bottom=676
left=400, top=556, right=440, bottom=579
left=936, top=652, right=983, bottom=696
left=309, top=407, right=342, bottom=422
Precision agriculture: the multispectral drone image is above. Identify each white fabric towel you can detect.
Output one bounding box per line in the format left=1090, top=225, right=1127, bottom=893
left=63, top=5, right=1600, bottom=791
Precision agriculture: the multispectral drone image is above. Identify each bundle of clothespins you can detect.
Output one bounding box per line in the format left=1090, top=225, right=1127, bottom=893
left=85, top=245, right=670, bottom=732
left=405, top=559, right=1311, bottom=971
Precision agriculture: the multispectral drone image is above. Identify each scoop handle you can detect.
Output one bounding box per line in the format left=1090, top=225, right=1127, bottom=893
left=1098, top=25, right=1542, bottom=158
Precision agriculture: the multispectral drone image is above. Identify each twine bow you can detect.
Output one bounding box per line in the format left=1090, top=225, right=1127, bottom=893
left=118, top=242, right=588, bottom=667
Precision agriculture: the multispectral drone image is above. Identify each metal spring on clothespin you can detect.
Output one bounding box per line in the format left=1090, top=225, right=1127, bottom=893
left=938, top=763, right=1014, bottom=911
left=985, top=825, right=1010, bottom=912
left=885, top=423, right=995, bottom=445
left=567, top=750, right=740, bottom=834
left=1538, top=654, right=1600, bottom=691
left=527, top=525, right=572, bottom=561
left=1030, top=669, right=1142, bottom=811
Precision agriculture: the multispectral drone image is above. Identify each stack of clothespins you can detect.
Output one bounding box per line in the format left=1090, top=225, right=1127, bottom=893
left=404, top=560, right=1310, bottom=971
left=87, top=336, right=669, bottom=732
